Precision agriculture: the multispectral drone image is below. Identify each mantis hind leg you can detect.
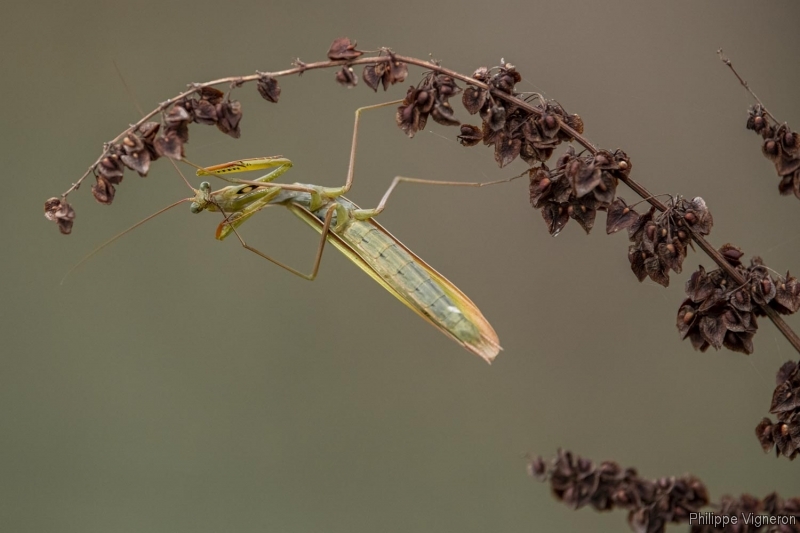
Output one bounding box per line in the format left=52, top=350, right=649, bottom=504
left=351, top=172, right=527, bottom=221
left=321, top=99, right=404, bottom=199
left=328, top=100, right=526, bottom=218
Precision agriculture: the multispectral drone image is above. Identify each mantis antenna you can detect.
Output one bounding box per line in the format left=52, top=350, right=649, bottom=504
left=60, top=196, right=192, bottom=285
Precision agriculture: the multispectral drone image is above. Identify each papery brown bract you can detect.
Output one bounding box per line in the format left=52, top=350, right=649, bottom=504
left=120, top=149, right=150, bottom=177
left=606, top=198, right=640, bottom=234
left=198, top=86, right=224, bottom=105
left=362, top=55, right=408, bottom=92
left=216, top=100, right=242, bottom=138
left=97, top=151, right=125, bottom=183
left=746, top=104, right=771, bottom=136
left=362, top=63, right=382, bottom=92
left=568, top=196, right=598, bottom=233
left=165, top=103, right=191, bottom=127
left=457, top=124, right=482, bottom=147
left=91, top=175, right=115, bottom=205
left=481, top=104, right=506, bottom=132
left=528, top=166, right=552, bottom=208
left=773, top=273, right=800, bottom=314
left=335, top=66, right=358, bottom=88
left=541, top=201, right=569, bottom=236
left=462, top=85, right=487, bottom=115
left=192, top=98, right=218, bottom=125
left=256, top=75, right=281, bottom=103
left=154, top=129, right=184, bottom=160
left=718, top=243, right=743, bottom=267
left=431, top=101, right=459, bottom=126
left=44, top=197, right=75, bottom=235
left=494, top=134, right=521, bottom=168
left=395, top=86, right=423, bottom=138
left=388, top=59, right=409, bottom=88
left=119, top=132, right=151, bottom=177
left=327, top=37, right=363, bottom=61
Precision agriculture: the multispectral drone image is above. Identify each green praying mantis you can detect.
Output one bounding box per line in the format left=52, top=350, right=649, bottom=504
left=76, top=100, right=523, bottom=363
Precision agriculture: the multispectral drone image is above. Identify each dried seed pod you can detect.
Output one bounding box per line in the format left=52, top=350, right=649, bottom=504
left=471, top=67, right=489, bottom=82
left=154, top=129, right=184, bottom=160
left=327, top=37, right=363, bottom=60
left=772, top=273, right=800, bottom=314
left=120, top=150, right=150, bottom=177
left=481, top=104, right=507, bottom=132
left=719, top=243, right=743, bottom=266
left=541, top=201, right=569, bottom=236
left=776, top=124, right=800, bottom=158
left=193, top=99, right=218, bottom=125
left=432, top=74, right=460, bottom=101
left=657, top=239, right=685, bottom=274
left=528, top=166, right=552, bottom=208
left=198, top=86, right=225, bottom=105
left=335, top=66, right=358, bottom=88
left=91, top=175, right=116, bottom=205
left=457, top=124, right=483, bottom=147
left=537, top=110, right=560, bottom=139
left=137, top=122, right=161, bottom=162
left=362, top=55, right=408, bottom=92
left=568, top=196, right=598, bottom=234
left=462, top=86, right=487, bottom=115
left=493, top=133, right=521, bottom=168
left=570, top=163, right=602, bottom=198
left=165, top=104, right=191, bottom=127
left=481, top=121, right=500, bottom=147
left=44, top=197, right=76, bottom=235
left=362, top=64, right=382, bottom=92
left=592, top=172, right=617, bottom=205
left=256, top=75, right=281, bottom=103
left=564, top=113, right=585, bottom=136
left=775, top=154, right=800, bottom=177
left=121, top=132, right=144, bottom=154
left=97, top=151, right=125, bottom=183
left=606, top=197, right=639, bottom=234
left=746, top=104, right=770, bottom=135
left=395, top=86, right=423, bottom=138
left=387, top=58, right=408, bottom=87
left=216, top=100, right=242, bottom=138
left=491, top=64, right=521, bottom=93
left=430, top=101, right=460, bottom=127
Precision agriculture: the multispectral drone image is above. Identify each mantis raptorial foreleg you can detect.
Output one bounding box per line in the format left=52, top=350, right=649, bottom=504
left=190, top=100, right=404, bottom=202
left=224, top=202, right=341, bottom=281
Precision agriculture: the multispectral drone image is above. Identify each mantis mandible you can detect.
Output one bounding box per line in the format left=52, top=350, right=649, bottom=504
left=77, top=100, right=523, bottom=363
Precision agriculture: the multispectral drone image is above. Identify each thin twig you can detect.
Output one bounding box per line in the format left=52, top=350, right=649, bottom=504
left=717, top=48, right=775, bottom=121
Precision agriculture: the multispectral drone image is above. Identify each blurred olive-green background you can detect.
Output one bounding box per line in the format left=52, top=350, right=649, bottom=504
left=3, top=1, right=799, bottom=531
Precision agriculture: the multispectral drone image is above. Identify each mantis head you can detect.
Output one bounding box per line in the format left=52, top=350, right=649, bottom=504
left=189, top=181, right=213, bottom=214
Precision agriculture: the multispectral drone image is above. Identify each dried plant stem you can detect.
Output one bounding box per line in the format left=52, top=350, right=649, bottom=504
left=717, top=49, right=772, bottom=118
left=62, top=50, right=800, bottom=355
left=488, top=85, right=800, bottom=355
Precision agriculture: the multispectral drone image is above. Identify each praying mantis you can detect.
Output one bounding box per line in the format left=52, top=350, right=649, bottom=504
left=80, top=100, right=522, bottom=363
